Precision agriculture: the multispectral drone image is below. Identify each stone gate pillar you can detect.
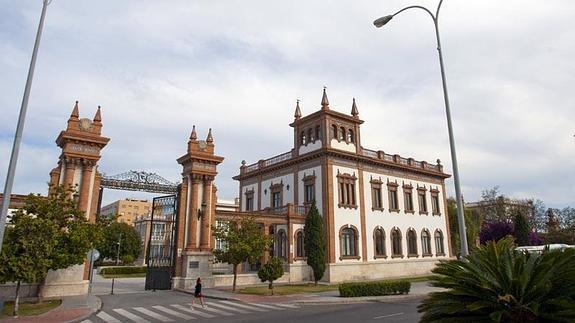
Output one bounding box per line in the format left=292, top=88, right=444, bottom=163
left=44, top=101, right=109, bottom=297
left=173, top=126, right=223, bottom=289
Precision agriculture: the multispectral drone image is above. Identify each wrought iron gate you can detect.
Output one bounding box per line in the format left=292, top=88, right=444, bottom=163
left=145, top=194, right=179, bottom=290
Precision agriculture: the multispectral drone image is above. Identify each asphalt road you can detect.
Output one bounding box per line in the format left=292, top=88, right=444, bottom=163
left=87, top=289, right=421, bottom=323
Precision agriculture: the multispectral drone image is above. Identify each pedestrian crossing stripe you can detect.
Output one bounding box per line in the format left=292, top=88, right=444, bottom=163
left=113, top=308, right=151, bottom=323
left=152, top=305, right=196, bottom=320
left=133, top=307, right=174, bottom=322
left=93, top=300, right=300, bottom=322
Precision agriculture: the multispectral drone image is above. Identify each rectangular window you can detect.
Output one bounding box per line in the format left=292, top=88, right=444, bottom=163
left=269, top=183, right=283, bottom=209
left=431, top=189, right=441, bottom=215
left=337, top=173, right=357, bottom=209
left=388, top=183, right=399, bottom=212
left=404, top=185, right=414, bottom=213
left=418, top=188, right=428, bottom=214
left=244, top=189, right=255, bottom=211
left=303, top=175, right=316, bottom=204
left=370, top=179, right=383, bottom=211
left=272, top=192, right=281, bottom=208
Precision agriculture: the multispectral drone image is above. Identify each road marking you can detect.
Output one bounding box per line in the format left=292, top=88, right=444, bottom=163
left=219, top=300, right=269, bottom=312
left=269, top=303, right=300, bottom=309
left=208, top=301, right=250, bottom=314
left=113, top=309, right=151, bottom=323
left=178, top=303, right=234, bottom=316
left=133, top=307, right=174, bottom=322
left=152, top=305, right=196, bottom=320
left=244, top=302, right=287, bottom=310
left=171, top=304, right=217, bottom=318
left=80, top=320, right=93, bottom=323
left=373, top=312, right=404, bottom=319
left=96, top=311, right=122, bottom=323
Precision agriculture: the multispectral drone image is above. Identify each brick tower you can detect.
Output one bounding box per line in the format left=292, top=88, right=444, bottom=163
left=173, top=126, right=224, bottom=289
left=45, top=101, right=109, bottom=297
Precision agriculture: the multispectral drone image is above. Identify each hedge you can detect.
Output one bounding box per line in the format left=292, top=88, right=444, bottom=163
left=338, top=280, right=411, bottom=297
left=100, top=266, right=146, bottom=275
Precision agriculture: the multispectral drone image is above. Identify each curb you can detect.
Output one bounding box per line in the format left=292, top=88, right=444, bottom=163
left=67, top=295, right=102, bottom=323
left=173, top=288, right=242, bottom=302
left=294, top=293, right=426, bottom=306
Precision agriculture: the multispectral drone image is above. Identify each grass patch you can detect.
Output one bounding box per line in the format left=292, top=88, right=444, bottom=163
left=238, top=283, right=339, bottom=296
left=403, top=275, right=433, bottom=283
left=101, top=273, right=147, bottom=279
left=1, top=299, right=61, bottom=318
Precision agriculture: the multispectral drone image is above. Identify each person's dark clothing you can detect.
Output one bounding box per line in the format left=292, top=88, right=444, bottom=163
left=194, top=282, right=202, bottom=297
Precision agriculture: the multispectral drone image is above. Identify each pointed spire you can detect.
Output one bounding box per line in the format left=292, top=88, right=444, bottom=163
left=206, top=128, right=213, bottom=143
left=93, top=106, right=102, bottom=123
left=321, top=87, right=329, bottom=110
left=190, top=125, right=197, bottom=141
left=351, top=98, right=359, bottom=118
left=71, top=101, right=79, bottom=119
left=294, top=100, right=302, bottom=120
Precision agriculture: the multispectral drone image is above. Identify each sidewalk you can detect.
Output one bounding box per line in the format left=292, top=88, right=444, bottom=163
left=197, top=281, right=440, bottom=305
left=0, top=295, right=100, bottom=323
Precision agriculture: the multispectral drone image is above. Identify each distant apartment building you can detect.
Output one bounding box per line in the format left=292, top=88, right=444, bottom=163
left=100, top=198, right=151, bottom=225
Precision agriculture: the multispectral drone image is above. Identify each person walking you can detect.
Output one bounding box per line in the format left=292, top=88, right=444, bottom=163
left=191, top=277, right=207, bottom=309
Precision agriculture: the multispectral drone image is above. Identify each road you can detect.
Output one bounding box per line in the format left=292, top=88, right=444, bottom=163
left=85, top=274, right=421, bottom=323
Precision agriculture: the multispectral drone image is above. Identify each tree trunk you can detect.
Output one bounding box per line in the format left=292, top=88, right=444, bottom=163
left=314, top=278, right=318, bottom=286
left=269, top=282, right=273, bottom=295
left=36, top=276, right=46, bottom=304
left=232, top=264, right=238, bottom=292
left=13, top=281, right=21, bottom=318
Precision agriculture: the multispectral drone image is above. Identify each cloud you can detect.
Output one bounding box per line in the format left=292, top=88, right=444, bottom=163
left=1, top=0, right=574, bottom=208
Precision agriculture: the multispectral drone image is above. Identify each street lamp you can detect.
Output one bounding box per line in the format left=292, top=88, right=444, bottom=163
left=0, top=0, right=52, bottom=252
left=373, top=0, right=469, bottom=256
left=115, top=233, right=123, bottom=265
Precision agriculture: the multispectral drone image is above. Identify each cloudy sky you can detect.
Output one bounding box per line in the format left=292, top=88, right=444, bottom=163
left=1, top=0, right=574, bottom=208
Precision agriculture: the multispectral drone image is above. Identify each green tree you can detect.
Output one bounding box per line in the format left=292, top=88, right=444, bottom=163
left=0, top=216, right=58, bottom=317
left=257, top=257, right=284, bottom=295
left=212, top=216, right=271, bottom=291
left=304, top=201, right=326, bottom=285
left=2, top=185, right=101, bottom=303
left=95, top=222, right=141, bottom=264
left=447, top=198, right=480, bottom=253
left=513, top=211, right=530, bottom=246
left=419, top=238, right=575, bottom=322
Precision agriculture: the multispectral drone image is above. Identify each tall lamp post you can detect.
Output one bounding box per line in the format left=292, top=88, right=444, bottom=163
left=373, top=0, right=469, bottom=256
left=0, top=0, right=52, bottom=250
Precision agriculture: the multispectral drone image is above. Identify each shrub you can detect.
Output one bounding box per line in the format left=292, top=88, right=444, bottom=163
left=100, top=266, right=146, bottom=275
left=479, top=221, right=513, bottom=244
left=122, top=255, right=135, bottom=265
left=418, top=237, right=575, bottom=322
left=339, top=280, right=410, bottom=297
left=257, top=257, right=284, bottom=295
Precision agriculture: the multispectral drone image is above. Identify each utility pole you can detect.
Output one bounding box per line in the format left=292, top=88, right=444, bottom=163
left=0, top=0, right=52, bottom=251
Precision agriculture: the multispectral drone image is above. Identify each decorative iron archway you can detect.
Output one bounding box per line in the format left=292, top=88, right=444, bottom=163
left=97, top=170, right=180, bottom=290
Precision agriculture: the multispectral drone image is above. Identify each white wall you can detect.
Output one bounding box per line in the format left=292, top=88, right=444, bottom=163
left=260, top=174, right=294, bottom=209
left=298, top=139, right=322, bottom=155
left=332, top=165, right=362, bottom=263
left=362, top=171, right=449, bottom=261
left=330, top=139, right=356, bottom=153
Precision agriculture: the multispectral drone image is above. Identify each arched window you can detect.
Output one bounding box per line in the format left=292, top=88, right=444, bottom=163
left=332, top=125, right=338, bottom=139
left=435, top=230, right=445, bottom=255
left=339, top=127, right=346, bottom=141
left=300, top=131, right=306, bottom=145
left=421, top=229, right=432, bottom=255
left=268, top=225, right=275, bottom=257
left=347, top=129, right=354, bottom=143
left=315, top=125, right=321, bottom=141
left=374, top=227, right=386, bottom=257
left=340, top=226, right=358, bottom=257
left=407, top=229, right=418, bottom=256
left=391, top=228, right=402, bottom=257
left=296, top=230, right=305, bottom=258
left=307, top=128, right=313, bottom=142
left=277, top=229, right=287, bottom=260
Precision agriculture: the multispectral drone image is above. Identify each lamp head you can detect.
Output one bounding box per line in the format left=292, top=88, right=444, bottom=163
left=373, top=15, right=393, bottom=28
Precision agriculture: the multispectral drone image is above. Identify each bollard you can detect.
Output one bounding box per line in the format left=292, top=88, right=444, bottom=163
left=110, top=278, right=115, bottom=295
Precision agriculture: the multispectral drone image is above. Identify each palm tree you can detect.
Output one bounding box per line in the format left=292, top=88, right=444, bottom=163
left=419, top=238, right=575, bottom=322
